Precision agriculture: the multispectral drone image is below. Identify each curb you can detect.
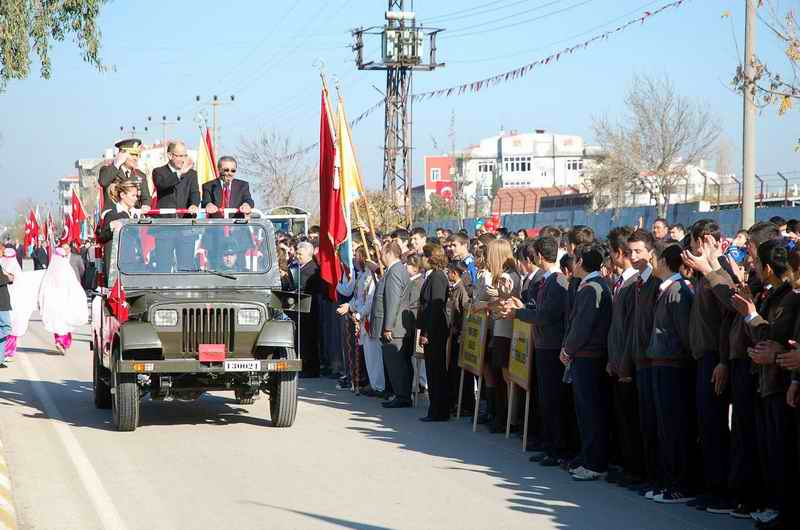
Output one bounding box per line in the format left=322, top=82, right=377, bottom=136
left=0, top=439, right=18, bottom=530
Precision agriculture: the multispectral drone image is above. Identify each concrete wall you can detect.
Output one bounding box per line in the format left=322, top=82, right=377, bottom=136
left=416, top=203, right=800, bottom=238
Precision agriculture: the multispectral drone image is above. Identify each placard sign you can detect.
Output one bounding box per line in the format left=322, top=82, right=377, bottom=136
left=508, top=319, right=533, bottom=391
left=458, top=312, right=487, bottom=376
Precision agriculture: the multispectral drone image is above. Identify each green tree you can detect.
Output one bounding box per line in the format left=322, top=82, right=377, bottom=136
left=413, top=193, right=459, bottom=224
left=0, top=0, right=107, bottom=90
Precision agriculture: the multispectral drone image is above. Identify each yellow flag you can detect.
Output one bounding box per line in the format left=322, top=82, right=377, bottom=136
left=196, top=128, right=217, bottom=194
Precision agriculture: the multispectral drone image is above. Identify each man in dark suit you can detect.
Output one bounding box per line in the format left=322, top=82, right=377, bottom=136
left=98, top=138, right=151, bottom=210
left=202, top=156, right=254, bottom=217
left=31, top=240, right=49, bottom=270
left=14, top=240, right=24, bottom=268
left=202, top=155, right=255, bottom=270
left=151, top=141, right=200, bottom=272
left=296, top=241, right=322, bottom=378
left=369, top=241, right=413, bottom=408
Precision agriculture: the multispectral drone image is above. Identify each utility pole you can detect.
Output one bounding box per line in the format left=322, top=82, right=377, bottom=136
left=742, top=0, right=757, bottom=228
left=195, top=95, right=235, bottom=152
left=147, top=115, right=181, bottom=152
left=353, top=2, right=444, bottom=227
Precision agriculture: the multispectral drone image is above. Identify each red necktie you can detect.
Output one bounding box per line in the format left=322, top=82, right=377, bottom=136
left=613, top=275, right=624, bottom=298
left=635, top=276, right=644, bottom=304
left=221, top=185, right=230, bottom=209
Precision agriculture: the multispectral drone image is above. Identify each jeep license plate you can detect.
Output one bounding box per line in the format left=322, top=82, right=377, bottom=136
left=224, top=360, right=261, bottom=372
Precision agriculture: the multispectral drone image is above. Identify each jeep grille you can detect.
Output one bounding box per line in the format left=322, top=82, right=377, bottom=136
left=182, top=308, right=235, bottom=354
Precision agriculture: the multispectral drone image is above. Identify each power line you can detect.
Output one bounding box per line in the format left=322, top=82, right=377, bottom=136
left=447, top=0, right=662, bottom=64
left=443, top=0, right=595, bottom=40
left=227, top=0, right=353, bottom=97
left=423, top=0, right=537, bottom=24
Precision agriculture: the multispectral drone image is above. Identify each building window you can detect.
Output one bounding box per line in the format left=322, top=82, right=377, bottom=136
left=504, top=156, right=531, bottom=173
left=431, top=168, right=441, bottom=181
left=567, top=159, right=583, bottom=171
left=478, top=162, right=494, bottom=173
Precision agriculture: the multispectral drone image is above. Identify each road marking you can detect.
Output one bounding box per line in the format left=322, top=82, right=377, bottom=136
left=0, top=437, right=17, bottom=530
left=18, top=353, right=128, bottom=530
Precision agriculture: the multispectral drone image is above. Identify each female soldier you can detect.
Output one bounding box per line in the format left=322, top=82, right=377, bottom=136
left=96, top=178, right=144, bottom=278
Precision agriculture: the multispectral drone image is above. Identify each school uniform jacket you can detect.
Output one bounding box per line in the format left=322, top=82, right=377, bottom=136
left=623, top=272, right=660, bottom=377
left=644, top=277, right=693, bottom=365
left=515, top=271, right=570, bottom=351
left=562, top=274, right=612, bottom=359
left=690, top=269, right=735, bottom=362
left=607, top=274, right=639, bottom=376
left=746, top=283, right=798, bottom=397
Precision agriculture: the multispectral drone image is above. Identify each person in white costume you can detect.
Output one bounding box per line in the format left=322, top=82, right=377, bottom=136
left=38, top=240, right=88, bottom=354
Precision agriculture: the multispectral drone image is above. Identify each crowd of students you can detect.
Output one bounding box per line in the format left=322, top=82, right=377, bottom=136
left=280, top=215, right=800, bottom=530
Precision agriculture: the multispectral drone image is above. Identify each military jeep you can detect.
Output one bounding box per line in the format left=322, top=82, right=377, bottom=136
left=90, top=212, right=305, bottom=431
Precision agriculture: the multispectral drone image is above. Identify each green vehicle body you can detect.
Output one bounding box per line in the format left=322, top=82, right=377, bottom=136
left=90, top=216, right=308, bottom=431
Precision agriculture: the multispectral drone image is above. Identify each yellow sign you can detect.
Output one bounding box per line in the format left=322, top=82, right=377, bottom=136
left=508, top=319, right=533, bottom=390
left=459, top=312, right=487, bottom=376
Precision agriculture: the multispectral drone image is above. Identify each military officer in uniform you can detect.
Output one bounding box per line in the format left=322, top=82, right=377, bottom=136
left=98, top=138, right=151, bottom=210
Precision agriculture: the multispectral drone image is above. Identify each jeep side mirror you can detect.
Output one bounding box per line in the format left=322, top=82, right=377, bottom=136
left=269, top=290, right=312, bottom=313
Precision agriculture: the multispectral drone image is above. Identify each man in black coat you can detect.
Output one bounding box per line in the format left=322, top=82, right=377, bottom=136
left=98, top=138, right=151, bottom=210
left=151, top=141, right=200, bottom=272
left=296, top=241, right=322, bottom=378
left=31, top=240, right=49, bottom=270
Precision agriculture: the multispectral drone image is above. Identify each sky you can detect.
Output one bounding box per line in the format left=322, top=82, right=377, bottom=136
left=1, top=0, right=798, bottom=220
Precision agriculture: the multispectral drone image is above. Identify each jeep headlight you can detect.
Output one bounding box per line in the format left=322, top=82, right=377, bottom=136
left=238, top=309, right=261, bottom=326
left=154, top=309, right=178, bottom=327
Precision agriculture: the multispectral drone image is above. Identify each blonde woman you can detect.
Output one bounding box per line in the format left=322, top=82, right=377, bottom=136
left=472, top=239, right=521, bottom=433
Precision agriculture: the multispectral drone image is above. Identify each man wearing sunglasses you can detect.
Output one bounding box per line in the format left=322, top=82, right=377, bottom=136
left=203, top=156, right=254, bottom=219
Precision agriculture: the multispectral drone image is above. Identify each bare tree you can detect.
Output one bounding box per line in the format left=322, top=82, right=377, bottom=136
left=238, top=131, right=318, bottom=215
left=587, top=74, right=721, bottom=217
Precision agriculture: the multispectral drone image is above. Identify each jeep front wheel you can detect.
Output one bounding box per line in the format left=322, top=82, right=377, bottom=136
left=112, top=357, right=140, bottom=431
left=268, top=347, right=298, bottom=427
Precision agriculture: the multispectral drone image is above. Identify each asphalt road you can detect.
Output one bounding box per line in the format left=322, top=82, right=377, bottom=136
left=0, top=318, right=750, bottom=530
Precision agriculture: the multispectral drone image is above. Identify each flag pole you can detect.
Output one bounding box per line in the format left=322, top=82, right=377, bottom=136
left=333, top=83, right=384, bottom=273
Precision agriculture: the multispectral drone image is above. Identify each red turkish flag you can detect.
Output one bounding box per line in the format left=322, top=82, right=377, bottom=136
left=434, top=181, right=454, bottom=202
left=69, top=190, right=88, bottom=245
left=24, top=210, right=39, bottom=248
left=109, top=278, right=129, bottom=323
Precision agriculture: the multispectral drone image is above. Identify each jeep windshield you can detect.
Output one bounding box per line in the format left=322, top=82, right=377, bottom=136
left=117, top=223, right=272, bottom=275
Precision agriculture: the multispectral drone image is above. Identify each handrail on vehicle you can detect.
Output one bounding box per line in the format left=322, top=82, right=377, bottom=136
left=130, top=207, right=265, bottom=218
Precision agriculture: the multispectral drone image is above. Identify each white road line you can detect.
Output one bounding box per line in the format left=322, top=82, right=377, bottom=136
left=18, top=353, right=128, bottom=530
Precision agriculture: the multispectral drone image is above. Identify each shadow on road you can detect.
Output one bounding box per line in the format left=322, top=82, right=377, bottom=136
left=296, top=379, right=744, bottom=530
left=17, top=346, right=61, bottom=356
left=240, top=501, right=394, bottom=530
left=0, top=376, right=272, bottom=431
